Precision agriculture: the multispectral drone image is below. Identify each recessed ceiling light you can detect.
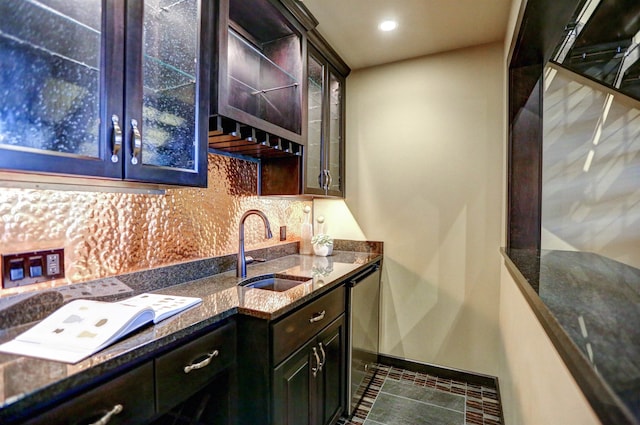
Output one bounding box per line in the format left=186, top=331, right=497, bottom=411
left=378, top=20, right=398, bottom=32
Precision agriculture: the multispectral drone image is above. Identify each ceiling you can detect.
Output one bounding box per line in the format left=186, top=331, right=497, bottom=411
left=302, top=0, right=513, bottom=70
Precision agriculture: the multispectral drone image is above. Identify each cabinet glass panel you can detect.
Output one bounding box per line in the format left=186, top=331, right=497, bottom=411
left=0, top=0, right=102, bottom=158
left=142, top=0, right=198, bottom=170
left=307, top=55, right=324, bottom=191
left=328, top=72, right=342, bottom=193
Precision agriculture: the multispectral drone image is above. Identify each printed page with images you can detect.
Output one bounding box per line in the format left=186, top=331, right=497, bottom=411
left=0, top=293, right=201, bottom=363
left=116, top=293, right=202, bottom=323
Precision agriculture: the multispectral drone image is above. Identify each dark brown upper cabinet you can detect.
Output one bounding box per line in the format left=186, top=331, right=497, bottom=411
left=210, top=0, right=316, bottom=145
left=0, top=0, right=211, bottom=188
left=304, top=33, right=350, bottom=197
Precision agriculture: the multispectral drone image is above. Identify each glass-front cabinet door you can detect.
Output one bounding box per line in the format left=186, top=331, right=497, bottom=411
left=0, top=0, right=208, bottom=187
left=326, top=69, right=344, bottom=196
left=304, top=45, right=345, bottom=197
left=305, top=51, right=325, bottom=194
left=0, top=0, right=122, bottom=178
left=124, top=0, right=208, bottom=186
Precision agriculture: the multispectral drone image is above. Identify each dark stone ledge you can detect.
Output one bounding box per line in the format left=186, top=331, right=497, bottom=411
left=502, top=248, right=640, bottom=425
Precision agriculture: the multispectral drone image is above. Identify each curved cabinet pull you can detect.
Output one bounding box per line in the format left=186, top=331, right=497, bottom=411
left=326, top=170, right=333, bottom=190
left=110, top=115, right=122, bottom=163
left=323, top=169, right=330, bottom=191
left=88, top=404, right=123, bottom=425
left=183, top=350, right=219, bottom=374
left=309, top=310, right=326, bottom=323
left=130, top=119, right=142, bottom=165
left=311, top=346, right=321, bottom=378
left=318, top=342, right=326, bottom=372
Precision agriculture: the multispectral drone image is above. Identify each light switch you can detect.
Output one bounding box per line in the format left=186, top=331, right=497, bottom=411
left=9, top=259, right=25, bottom=281
left=29, top=256, right=44, bottom=278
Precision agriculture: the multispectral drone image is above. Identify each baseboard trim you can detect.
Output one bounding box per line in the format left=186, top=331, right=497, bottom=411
left=377, top=354, right=498, bottom=388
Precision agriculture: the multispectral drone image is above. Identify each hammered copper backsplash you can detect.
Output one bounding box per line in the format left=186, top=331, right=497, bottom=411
left=0, top=154, right=309, bottom=296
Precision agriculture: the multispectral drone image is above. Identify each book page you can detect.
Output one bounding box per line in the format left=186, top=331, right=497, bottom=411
left=117, top=293, right=202, bottom=323
left=12, top=299, right=153, bottom=350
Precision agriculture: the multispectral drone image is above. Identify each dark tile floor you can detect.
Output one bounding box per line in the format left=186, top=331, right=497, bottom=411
left=338, top=364, right=503, bottom=425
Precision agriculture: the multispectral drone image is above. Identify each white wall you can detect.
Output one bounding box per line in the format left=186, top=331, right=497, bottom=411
left=316, top=41, right=505, bottom=375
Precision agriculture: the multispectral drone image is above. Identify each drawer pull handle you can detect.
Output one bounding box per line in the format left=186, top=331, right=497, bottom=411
left=309, top=310, right=326, bottom=323
left=89, top=404, right=123, bottom=425
left=184, top=350, right=219, bottom=374
left=311, top=346, right=321, bottom=378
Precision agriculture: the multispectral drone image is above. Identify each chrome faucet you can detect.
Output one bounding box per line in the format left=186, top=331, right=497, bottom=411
left=237, top=209, right=273, bottom=277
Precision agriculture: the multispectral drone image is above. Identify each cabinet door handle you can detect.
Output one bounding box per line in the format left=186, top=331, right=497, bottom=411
left=88, top=403, right=123, bottom=425
left=130, top=119, right=142, bottom=165
left=318, top=342, right=326, bottom=372
left=323, top=169, right=330, bottom=190
left=183, top=350, right=219, bottom=374
left=110, top=115, right=122, bottom=163
left=309, top=310, right=326, bottom=323
left=311, top=346, right=321, bottom=378
left=326, top=170, right=333, bottom=190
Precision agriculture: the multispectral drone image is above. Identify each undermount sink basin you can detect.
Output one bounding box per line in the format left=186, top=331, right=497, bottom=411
left=239, top=274, right=311, bottom=292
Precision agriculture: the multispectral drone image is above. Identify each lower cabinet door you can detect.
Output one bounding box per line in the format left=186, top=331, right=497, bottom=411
left=24, top=362, right=155, bottom=425
left=318, top=316, right=345, bottom=425
left=273, top=339, right=314, bottom=425
left=273, top=315, right=346, bottom=425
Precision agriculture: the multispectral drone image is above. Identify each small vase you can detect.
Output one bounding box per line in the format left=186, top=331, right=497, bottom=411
left=313, top=244, right=333, bottom=257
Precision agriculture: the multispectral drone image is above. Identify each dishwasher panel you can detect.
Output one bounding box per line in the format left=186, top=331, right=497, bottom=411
left=347, top=263, right=381, bottom=416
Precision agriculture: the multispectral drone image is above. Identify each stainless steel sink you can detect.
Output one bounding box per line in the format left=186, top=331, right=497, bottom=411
left=239, top=273, right=311, bottom=292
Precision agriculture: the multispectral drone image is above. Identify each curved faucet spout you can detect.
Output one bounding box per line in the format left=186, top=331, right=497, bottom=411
left=237, top=210, right=273, bottom=277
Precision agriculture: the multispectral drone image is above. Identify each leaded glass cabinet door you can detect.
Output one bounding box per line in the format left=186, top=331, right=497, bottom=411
left=0, top=0, right=124, bottom=178
left=123, top=0, right=209, bottom=187
left=305, top=50, right=325, bottom=195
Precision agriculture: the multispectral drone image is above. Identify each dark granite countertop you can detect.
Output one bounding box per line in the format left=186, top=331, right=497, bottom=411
left=502, top=248, right=640, bottom=425
left=0, top=241, right=382, bottom=423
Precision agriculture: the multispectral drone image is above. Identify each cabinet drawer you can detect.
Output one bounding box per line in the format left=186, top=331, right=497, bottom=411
left=156, top=321, right=236, bottom=413
left=24, top=362, right=154, bottom=425
left=272, top=286, right=345, bottom=365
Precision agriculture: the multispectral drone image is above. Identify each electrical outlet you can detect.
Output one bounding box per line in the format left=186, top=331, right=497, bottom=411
left=2, top=248, right=65, bottom=289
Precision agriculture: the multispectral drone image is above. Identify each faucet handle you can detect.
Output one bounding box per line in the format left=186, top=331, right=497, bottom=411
left=245, top=256, right=267, bottom=265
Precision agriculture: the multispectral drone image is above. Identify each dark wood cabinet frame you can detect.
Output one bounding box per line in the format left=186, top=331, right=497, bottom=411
left=507, top=0, right=581, bottom=249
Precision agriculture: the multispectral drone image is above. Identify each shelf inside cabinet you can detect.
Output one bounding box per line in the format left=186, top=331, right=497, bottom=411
left=0, top=0, right=101, bottom=70
left=0, top=0, right=101, bottom=157
left=226, top=28, right=302, bottom=135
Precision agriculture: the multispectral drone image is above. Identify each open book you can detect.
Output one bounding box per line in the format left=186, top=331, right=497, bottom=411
left=0, top=293, right=201, bottom=364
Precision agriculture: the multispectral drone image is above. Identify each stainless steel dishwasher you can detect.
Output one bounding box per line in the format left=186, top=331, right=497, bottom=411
left=346, top=262, right=381, bottom=416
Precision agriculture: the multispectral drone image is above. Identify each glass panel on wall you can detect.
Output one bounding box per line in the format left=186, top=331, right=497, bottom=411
left=307, top=55, right=324, bottom=191
left=0, top=0, right=102, bottom=158
left=544, top=0, right=640, bottom=269
left=328, top=72, right=342, bottom=193
left=142, top=0, right=198, bottom=171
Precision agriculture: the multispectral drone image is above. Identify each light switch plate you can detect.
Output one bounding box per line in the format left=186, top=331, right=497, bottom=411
left=2, top=248, right=65, bottom=289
